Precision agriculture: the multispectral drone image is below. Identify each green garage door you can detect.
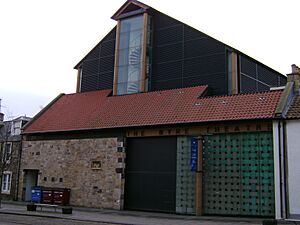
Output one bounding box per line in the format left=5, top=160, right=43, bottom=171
left=124, top=137, right=177, bottom=213
left=203, top=132, right=274, bottom=216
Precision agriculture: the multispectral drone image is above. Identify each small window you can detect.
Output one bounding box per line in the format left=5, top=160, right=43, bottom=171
left=1, top=171, right=12, bottom=194
left=3, top=142, right=12, bottom=163
left=91, top=161, right=101, bottom=170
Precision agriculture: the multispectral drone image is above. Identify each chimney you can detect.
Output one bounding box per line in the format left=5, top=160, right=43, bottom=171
left=287, top=64, right=300, bottom=94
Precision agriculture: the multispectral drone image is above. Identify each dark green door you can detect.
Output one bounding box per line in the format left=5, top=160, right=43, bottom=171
left=203, top=132, right=274, bottom=216
left=124, top=137, right=177, bottom=213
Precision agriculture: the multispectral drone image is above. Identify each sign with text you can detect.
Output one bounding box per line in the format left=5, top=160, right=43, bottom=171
left=191, top=138, right=198, bottom=171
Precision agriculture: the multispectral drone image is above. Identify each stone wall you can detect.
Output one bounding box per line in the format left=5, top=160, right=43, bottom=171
left=1, top=140, right=21, bottom=201
left=19, top=137, right=125, bottom=209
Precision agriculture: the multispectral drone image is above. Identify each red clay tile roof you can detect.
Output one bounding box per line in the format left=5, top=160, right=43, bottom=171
left=286, top=95, right=300, bottom=119
left=23, top=86, right=283, bottom=134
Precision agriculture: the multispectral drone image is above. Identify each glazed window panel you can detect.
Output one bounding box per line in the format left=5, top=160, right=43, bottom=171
left=117, top=81, right=141, bottom=95
left=117, top=15, right=144, bottom=95
left=3, top=142, right=12, bottom=162
left=118, top=47, right=142, bottom=66
left=119, top=30, right=143, bottom=49
left=120, top=16, right=143, bottom=33
left=1, top=171, right=12, bottom=194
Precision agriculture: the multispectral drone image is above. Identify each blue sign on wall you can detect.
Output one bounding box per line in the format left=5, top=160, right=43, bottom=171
left=191, top=138, right=198, bottom=171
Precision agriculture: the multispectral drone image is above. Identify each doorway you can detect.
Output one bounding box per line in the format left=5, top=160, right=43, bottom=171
left=23, top=169, right=39, bottom=201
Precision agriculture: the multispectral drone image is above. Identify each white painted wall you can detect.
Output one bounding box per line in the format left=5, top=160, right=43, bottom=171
left=286, top=120, right=300, bottom=218
left=273, top=121, right=283, bottom=219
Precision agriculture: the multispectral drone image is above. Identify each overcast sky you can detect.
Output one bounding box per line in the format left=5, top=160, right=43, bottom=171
left=0, top=0, right=299, bottom=120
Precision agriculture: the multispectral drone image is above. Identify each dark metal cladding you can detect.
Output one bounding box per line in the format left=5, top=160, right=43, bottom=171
left=124, top=137, right=177, bottom=213
left=279, top=76, right=287, bottom=86
left=80, top=28, right=116, bottom=92
left=150, top=11, right=226, bottom=95
left=258, top=65, right=280, bottom=87
left=240, top=55, right=286, bottom=93
left=240, top=74, right=257, bottom=93
left=78, top=10, right=286, bottom=95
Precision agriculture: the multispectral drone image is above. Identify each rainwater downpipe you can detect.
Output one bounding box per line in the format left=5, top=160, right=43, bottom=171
left=282, top=121, right=289, bottom=219
left=15, top=135, right=23, bottom=201
left=278, top=121, right=283, bottom=219
left=278, top=120, right=288, bottom=219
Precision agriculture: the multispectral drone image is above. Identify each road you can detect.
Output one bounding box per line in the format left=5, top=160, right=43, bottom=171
left=0, top=214, right=118, bottom=225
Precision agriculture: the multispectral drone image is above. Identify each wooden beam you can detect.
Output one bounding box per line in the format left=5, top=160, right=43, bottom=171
left=231, top=52, right=238, bottom=94
left=125, top=121, right=273, bottom=138
left=113, top=21, right=121, bottom=96
left=140, top=13, right=148, bottom=92
left=76, top=67, right=82, bottom=93
left=195, top=136, right=204, bottom=216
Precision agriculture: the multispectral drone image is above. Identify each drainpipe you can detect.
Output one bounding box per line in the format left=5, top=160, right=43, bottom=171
left=282, top=121, right=289, bottom=219
left=15, top=135, right=23, bottom=201
left=277, top=120, right=288, bottom=219
left=278, top=121, right=284, bottom=218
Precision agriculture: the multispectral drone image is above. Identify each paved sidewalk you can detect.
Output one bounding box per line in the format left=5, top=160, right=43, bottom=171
left=0, top=201, right=263, bottom=225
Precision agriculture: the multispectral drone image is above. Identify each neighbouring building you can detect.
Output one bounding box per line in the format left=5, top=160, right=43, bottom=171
left=273, top=65, right=300, bottom=220
left=19, top=0, right=295, bottom=218
left=0, top=116, right=31, bottom=200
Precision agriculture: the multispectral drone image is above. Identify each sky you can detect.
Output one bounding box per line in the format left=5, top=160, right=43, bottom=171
left=0, top=0, right=299, bottom=120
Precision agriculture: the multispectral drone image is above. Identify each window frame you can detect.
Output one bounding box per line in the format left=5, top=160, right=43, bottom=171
left=113, top=13, right=150, bottom=95
left=1, top=171, right=12, bottom=194
left=3, top=142, right=12, bottom=163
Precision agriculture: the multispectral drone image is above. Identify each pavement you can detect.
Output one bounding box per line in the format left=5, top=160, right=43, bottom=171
left=0, top=201, right=265, bottom=225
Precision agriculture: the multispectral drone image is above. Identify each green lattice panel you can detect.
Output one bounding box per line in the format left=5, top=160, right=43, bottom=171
left=203, top=132, right=275, bottom=216
left=176, top=137, right=196, bottom=214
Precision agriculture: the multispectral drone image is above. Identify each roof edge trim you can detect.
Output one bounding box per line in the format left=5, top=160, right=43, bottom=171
left=111, top=0, right=150, bottom=20
left=274, top=82, right=294, bottom=118
left=22, top=93, right=65, bottom=134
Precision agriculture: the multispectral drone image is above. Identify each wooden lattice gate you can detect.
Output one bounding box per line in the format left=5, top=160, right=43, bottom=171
left=203, top=132, right=275, bottom=216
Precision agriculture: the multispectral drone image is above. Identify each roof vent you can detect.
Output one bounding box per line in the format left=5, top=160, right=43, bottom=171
left=270, top=86, right=285, bottom=91
left=259, top=96, right=266, bottom=101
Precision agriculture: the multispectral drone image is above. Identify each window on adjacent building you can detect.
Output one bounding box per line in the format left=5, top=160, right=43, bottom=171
left=3, top=142, right=12, bottom=163
left=1, top=171, right=12, bottom=194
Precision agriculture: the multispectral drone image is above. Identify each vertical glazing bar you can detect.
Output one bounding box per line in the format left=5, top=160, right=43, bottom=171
left=231, top=52, right=238, bottom=94
left=76, top=67, right=82, bottom=93
left=140, top=13, right=148, bottom=92
left=113, top=21, right=121, bottom=95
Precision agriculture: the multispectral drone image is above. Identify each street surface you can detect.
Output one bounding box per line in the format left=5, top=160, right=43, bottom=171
left=0, top=214, right=117, bottom=225
left=0, top=213, right=262, bottom=225
left=0, top=202, right=263, bottom=225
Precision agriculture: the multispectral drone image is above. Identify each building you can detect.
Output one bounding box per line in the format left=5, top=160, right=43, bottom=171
left=19, top=0, right=291, bottom=218
left=74, top=0, right=286, bottom=95
left=273, top=65, right=300, bottom=220
left=0, top=116, right=31, bottom=201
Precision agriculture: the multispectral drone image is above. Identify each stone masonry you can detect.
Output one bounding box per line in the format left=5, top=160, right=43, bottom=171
left=19, top=137, right=125, bottom=209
